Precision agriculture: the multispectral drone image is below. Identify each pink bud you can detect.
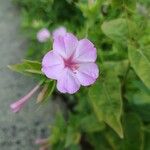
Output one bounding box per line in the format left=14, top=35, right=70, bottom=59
left=39, top=146, right=48, bottom=150
left=35, top=138, right=49, bottom=145
left=10, top=84, right=40, bottom=113
left=37, top=28, right=51, bottom=42
left=35, top=138, right=49, bottom=150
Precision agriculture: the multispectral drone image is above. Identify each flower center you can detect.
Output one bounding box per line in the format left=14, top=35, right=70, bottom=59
left=63, top=56, right=78, bottom=72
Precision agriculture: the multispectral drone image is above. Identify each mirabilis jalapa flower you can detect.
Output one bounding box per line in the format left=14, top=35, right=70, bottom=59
left=42, top=33, right=99, bottom=94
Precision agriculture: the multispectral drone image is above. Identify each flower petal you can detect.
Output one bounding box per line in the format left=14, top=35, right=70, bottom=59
left=52, top=26, right=67, bottom=39
left=53, top=33, right=78, bottom=59
left=56, top=69, right=80, bottom=94
left=75, top=39, right=97, bottom=62
left=76, top=63, right=99, bottom=86
left=42, top=51, right=64, bottom=80
left=63, top=33, right=78, bottom=58
left=53, top=36, right=66, bottom=58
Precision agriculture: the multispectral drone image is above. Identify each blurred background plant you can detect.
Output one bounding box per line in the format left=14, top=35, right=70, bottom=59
left=10, top=0, right=150, bottom=149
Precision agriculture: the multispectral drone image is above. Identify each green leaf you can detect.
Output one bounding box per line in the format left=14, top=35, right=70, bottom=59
left=69, top=145, right=81, bottom=150
left=125, top=70, right=150, bottom=121
left=132, top=105, right=150, bottom=122
left=89, top=63, right=123, bottom=138
left=144, top=133, right=150, bottom=150
left=101, top=18, right=138, bottom=44
left=59, top=114, right=81, bottom=148
left=79, top=114, right=105, bottom=133
left=127, top=82, right=150, bottom=105
left=8, top=59, right=43, bottom=75
left=104, top=113, right=144, bottom=150
left=65, top=126, right=81, bottom=148
left=101, top=18, right=128, bottom=44
left=104, top=60, right=129, bottom=77
left=88, top=133, right=112, bottom=150
left=50, top=114, right=66, bottom=145
left=122, top=113, right=144, bottom=150
left=112, top=0, right=136, bottom=10
left=77, top=0, right=102, bottom=19
left=128, top=45, right=150, bottom=89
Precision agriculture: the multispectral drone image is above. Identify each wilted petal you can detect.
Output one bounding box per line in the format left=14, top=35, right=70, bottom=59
left=75, top=39, right=96, bottom=62
left=57, top=69, right=80, bottom=94
left=52, top=26, right=67, bottom=39
left=10, top=84, right=40, bottom=113
left=76, top=63, right=99, bottom=86
left=42, top=51, right=64, bottom=80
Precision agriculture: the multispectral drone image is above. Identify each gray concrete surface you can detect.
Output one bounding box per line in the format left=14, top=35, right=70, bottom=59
left=0, top=0, right=59, bottom=149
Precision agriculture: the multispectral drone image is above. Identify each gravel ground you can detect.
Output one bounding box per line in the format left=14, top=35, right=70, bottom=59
left=0, top=0, right=58, bottom=149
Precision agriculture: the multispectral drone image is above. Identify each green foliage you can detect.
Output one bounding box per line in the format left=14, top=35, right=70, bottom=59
left=79, top=114, right=105, bottom=133
left=103, top=113, right=144, bottom=150
left=89, top=64, right=123, bottom=138
left=101, top=18, right=128, bottom=44
left=11, top=0, right=150, bottom=149
left=8, top=59, right=43, bottom=75
left=112, top=0, right=136, bottom=10
left=128, top=45, right=150, bottom=89
left=122, top=113, right=144, bottom=150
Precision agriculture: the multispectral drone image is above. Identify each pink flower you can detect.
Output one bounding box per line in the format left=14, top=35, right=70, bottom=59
left=10, top=84, right=40, bottom=113
left=37, top=28, right=51, bottom=42
left=52, top=26, right=67, bottom=39
left=42, top=33, right=99, bottom=94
